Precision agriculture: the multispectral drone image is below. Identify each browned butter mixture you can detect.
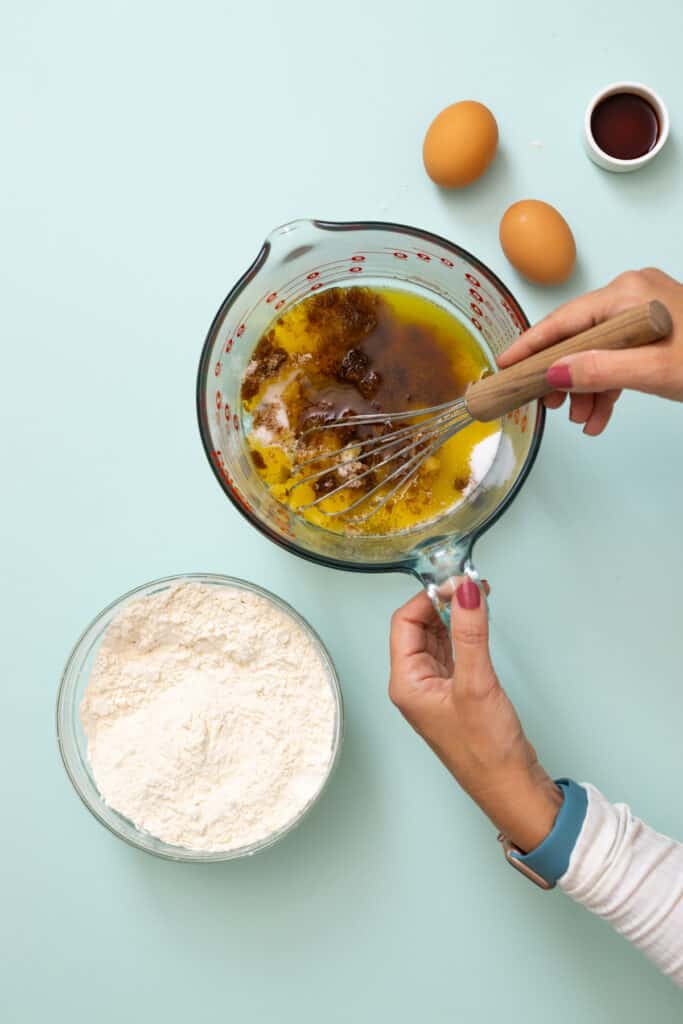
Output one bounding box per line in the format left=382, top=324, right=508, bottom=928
left=241, top=286, right=499, bottom=535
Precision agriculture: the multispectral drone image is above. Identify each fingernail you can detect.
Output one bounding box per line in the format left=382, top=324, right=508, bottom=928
left=455, top=580, right=481, bottom=609
left=546, top=364, right=572, bottom=390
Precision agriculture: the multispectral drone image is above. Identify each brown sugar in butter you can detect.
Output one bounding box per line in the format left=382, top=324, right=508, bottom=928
left=241, top=286, right=500, bottom=535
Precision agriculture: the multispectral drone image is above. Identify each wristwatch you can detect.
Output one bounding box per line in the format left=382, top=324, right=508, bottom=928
left=498, top=833, right=554, bottom=889
left=498, top=778, right=588, bottom=890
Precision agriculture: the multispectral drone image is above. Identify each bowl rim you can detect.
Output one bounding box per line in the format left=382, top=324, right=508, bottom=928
left=56, top=572, right=344, bottom=862
left=195, top=218, right=544, bottom=575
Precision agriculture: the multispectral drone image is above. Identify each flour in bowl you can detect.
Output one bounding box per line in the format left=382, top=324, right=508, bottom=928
left=80, top=582, right=338, bottom=852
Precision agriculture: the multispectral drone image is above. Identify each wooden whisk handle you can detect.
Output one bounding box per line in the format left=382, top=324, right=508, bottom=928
left=465, top=300, right=672, bottom=422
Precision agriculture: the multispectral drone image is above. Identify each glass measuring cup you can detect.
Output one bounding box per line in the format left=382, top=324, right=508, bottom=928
left=196, top=220, right=544, bottom=617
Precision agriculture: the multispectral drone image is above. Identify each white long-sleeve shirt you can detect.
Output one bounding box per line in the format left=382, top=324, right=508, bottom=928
left=559, top=784, right=683, bottom=986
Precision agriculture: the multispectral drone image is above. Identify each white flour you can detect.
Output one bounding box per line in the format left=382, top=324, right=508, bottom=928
left=80, top=582, right=337, bottom=852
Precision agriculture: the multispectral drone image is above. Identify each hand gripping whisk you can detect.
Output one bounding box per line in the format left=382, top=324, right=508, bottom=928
left=291, top=301, right=672, bottom=523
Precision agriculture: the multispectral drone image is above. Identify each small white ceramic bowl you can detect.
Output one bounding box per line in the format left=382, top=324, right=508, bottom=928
left=584, top=81, right=670, bottom=173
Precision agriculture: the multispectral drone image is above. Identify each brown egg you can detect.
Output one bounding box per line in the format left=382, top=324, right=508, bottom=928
left=423, top=101, right=498, bottom=188
left=499, top=200, right=576, bottom=285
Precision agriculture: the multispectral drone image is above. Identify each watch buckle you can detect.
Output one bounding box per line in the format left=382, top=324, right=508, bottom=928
left=497, top=833, right=554, bottom=891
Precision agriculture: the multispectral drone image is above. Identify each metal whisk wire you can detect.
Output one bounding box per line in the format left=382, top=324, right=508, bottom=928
left=289, top=398, right=471, bottom=523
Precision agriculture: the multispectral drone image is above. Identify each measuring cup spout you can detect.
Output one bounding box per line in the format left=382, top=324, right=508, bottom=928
left=264, top=219, right=321, bottom=256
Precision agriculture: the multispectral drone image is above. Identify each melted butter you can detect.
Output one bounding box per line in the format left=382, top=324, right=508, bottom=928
left=242, top=286, right=500, bottom=535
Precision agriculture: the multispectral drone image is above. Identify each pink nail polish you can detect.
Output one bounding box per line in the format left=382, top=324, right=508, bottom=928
left=455, top=580, right=481, bottom=609
left=546, top=364, right=572, bottom=390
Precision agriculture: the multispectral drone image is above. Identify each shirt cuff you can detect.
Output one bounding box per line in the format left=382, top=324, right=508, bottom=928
left=509, top=778, right=588, bottom=887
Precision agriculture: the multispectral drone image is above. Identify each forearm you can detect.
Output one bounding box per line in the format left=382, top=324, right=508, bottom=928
left=559, top=784, right=683, bottom=987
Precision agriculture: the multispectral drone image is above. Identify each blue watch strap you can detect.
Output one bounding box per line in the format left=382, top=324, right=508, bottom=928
left=508, top=778, right=588, bottom=886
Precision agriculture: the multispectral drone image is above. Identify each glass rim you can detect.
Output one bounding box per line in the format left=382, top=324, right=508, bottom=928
left=56, top=572, right=344, bottom=862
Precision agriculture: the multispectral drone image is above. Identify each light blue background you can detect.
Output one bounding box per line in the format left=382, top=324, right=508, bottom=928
left=2, top=1, right=682, bottom=1020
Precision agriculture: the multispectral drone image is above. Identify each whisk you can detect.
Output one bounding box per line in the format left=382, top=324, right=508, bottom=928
left=291, top=301, right=672, bottom=523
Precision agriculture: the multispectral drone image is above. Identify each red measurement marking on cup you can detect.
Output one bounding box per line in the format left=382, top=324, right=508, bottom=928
left=275, top=300, right=285, bottom=310
left=393, top=251, right=408, bottom=259
left=310, top=282, right=323, bottom=290
left=471, top=303, right=483, bottom=316
left=224, top=402, right=231, bottom=422
left=266, top=292, right=278, bottom=303
left=521, top=413, right=528, bottom=433
left=225, top=338, right=234, bottom=353
left=349, top=266, right=363, bottom=273
left=213, top=450, right=244, bottom=507
left=215, top=390, right=222, bottom=409
left=214, top=362, right=222, bottom=376
left=274, top=507, right=295, bottom=539
left=213, top=450, right=229, bottom=482
left=236, top=324, right=245, bottom=338
left=351, top=255, right=365, bottom=262
left=233, top=414, right=239, bottom=431
left=307, top=272, right=320, bottom=280
left=416, top=252, right=431, bottom=261
left=503, top=300, right=526, bottom=330
left=471, top=318, right=482, bottom=331
left=440, top=257, right=454, bottom=267
left=469, top=289, right=483, bottom=302
left=465, top=273, right=481, bottom=286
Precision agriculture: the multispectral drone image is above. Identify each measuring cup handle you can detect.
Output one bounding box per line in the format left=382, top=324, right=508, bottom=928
left=411, top=539, right=484, bottom=626
left=425, top=562, right=486, bottom=626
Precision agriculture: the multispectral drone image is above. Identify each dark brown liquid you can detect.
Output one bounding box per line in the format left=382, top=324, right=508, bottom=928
left=590, top=92, right=659, bottom=160
left=244, top=287, right=482, bottom=431
left=302, top=302, right=465, bottom=425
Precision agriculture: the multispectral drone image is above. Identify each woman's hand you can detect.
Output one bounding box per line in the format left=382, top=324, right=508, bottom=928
left=498, top=268, right=683, bottom=436
left=389, top=578, right=562, bottom=852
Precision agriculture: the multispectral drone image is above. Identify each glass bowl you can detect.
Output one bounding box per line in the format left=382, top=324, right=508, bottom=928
left=56, top=573, right=344, bottom=862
